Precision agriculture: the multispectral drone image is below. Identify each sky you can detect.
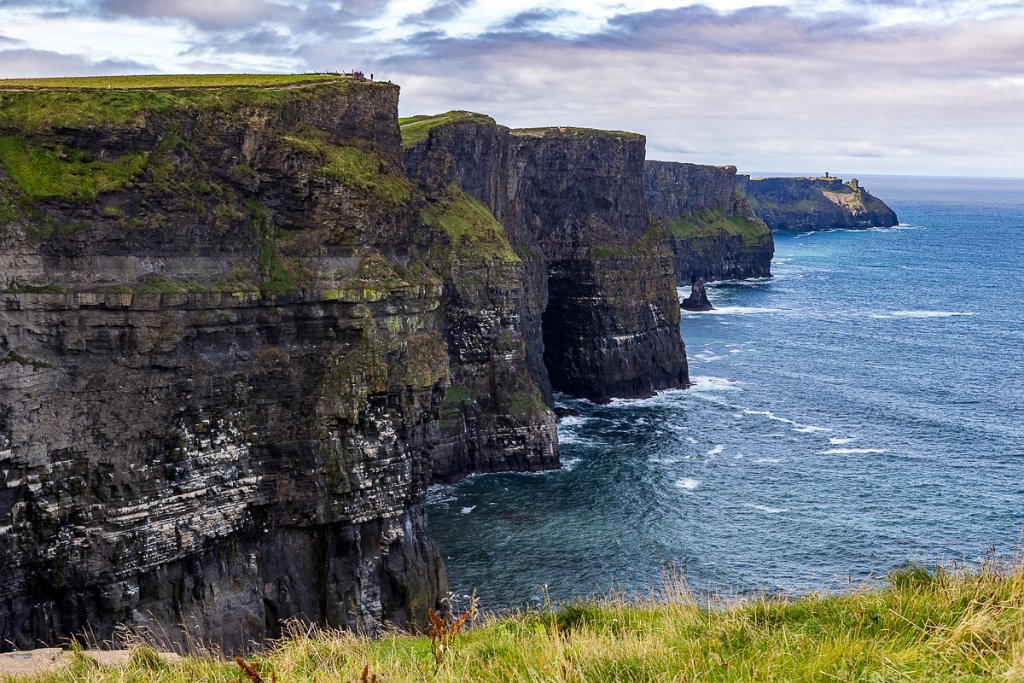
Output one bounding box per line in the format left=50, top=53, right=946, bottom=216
left=1, top=0, right=1022, bottom=177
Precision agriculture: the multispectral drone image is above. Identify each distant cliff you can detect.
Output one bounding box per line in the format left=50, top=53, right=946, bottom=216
left=0, top=84, right=688, bottom=653
left=645, top=161, right=773, bottom=283
left=739, top=176, right=898, bottom=231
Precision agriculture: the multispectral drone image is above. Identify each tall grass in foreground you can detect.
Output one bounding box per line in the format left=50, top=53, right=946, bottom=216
left=14, top=554, right=1024, bottom=682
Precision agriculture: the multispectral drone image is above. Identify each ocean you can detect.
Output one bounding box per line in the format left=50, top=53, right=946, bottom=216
left=426, top=175, right=1024, bottom=611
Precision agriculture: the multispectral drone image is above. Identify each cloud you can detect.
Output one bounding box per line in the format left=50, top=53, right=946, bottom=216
left=404, top=0, right=476, bottom=26
left=97, top=0, right=299, bottom=30
left=495, top=8, right=579, bottom=33
left=0, top=48, right=156, bottom=78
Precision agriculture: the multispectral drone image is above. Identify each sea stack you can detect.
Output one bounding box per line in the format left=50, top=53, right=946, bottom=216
left=681, top=278, right=714, bottom=311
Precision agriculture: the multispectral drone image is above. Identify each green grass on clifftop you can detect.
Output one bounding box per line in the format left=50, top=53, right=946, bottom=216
left=0, top=74, right=344, bottom=89
left=665, top=208, right=770, bottom=244
left=18, top=558, right=1024, bottom=682
left=399, top=111, right=497, bottom=147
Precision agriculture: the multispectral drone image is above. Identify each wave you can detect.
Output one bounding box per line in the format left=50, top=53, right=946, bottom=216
left=685, top=306, right=785, bottom=315
left=829, top=437, right=856, bottom=445
left=741, top=408, right=830, bottom=433
left=707, top=444, right=725, bottom=457
left=884, top=310, right=975, bottom=319
left=460, top=506, right=476, bottom=514
left=821, top=448, right=890, bottom=455
left=689, top=376, right=743, bottom=393
left=676, top=478, right=700, bottom=491
left=754, top=457, right=781, bottom=464
left=744, top=503, right=788, bottom=514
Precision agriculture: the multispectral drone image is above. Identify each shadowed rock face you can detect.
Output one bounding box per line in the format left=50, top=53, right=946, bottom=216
left=406, top=120, right=689, bottom=407
left=0, top=80, right=447, bottom=652
left=739, top=176, right=898, bottom=231
left=681, top=278, right=714, bottom=311
left=644, top=161, right=773, bottom=284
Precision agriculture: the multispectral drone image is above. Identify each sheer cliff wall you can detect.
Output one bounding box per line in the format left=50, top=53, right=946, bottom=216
left=739, top=176, right=898, bottom=231
left=644, top=161, right=773, bottom=283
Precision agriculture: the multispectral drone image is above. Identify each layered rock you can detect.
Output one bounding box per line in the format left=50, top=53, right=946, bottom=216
left=404, top=115, right=689, bottom=406
left=681, top=278, right=714, bottom=311
left=0, top=78, right=447, bottom=651
left=645, top=161, right=773, bottom=283
left=739, top=176, right=898, bottom=231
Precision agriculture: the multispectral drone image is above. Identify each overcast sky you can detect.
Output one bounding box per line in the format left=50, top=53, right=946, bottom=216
left=1, top=0, right=1022, bottom=176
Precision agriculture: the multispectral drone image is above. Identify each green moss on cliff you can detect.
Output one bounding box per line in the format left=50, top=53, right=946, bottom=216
left=399, top=111, right=496, bottom=147
left=511, top=126, right=644, bottom=142
left=283, top=130, right=411, bottom=206
left=0, top=136, right=146, bottom=203
left=246, top=200, right=308, bottom=297
left=440, top=384, right=477, bottom=427
left=422, top=185, right=519, bottom=264
left=665, top=209, right=769, bottom=245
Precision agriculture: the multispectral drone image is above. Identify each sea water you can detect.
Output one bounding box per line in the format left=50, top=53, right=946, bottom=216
left=426, top=175, right=1024, bottom=610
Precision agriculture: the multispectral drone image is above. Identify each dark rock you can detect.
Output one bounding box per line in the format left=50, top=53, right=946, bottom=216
left=553, top=407, right=581, bottom=420
left=644, top=161, right=773, bottom=284
left=681, top=278, right=714, bottom=311
left=739, top=176, right=898, bottom=231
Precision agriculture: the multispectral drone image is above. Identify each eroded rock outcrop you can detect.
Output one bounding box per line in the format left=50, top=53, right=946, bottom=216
left=681, top=278, right=714, bottom=311
left=739, top=176, right=898, bottom=231
left=644, top=161, right=773, bottom=283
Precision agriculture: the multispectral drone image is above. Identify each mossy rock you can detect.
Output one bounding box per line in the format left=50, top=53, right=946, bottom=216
left=399, top=111, right=497, bottom=147
left=665, top=208, right=770, bottom=245
left=421, top=185, right=519, bottom=264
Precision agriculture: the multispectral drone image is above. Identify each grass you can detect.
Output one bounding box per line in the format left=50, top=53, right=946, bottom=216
left=511, top=126, right=645, bottom=141
left=0, top=76, right=366, bottom=134
left=421, top=185, right=519, bottom=263
left=17, top=557, right=1024, bottom=682
left=398, top=111, right=496, bottom=147
left=665, top=208, right=770, bottom=244
left=282, top=130, right=411, bottom=206
left=0, top=136, right=146, bottom=203
left=0, top=74, right=345, bottom=89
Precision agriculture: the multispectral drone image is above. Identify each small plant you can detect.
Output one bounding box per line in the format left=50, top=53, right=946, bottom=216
left=427, top=590, right=479, bottom=669
left=233, top=656, right=276, bottom=683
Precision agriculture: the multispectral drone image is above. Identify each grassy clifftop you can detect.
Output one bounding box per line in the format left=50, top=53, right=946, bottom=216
left=14, top=560, right=1024, bottom=681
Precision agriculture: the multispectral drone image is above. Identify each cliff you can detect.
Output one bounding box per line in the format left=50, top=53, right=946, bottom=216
left=0, top=76, right=450, bottom=651
left=0, top=83, right=687, bottom=651
left=739, top=176, right=898, bottom=231
left=644, top=161, right=773, bottom=283
left=404, top=114, right=688, bottom=408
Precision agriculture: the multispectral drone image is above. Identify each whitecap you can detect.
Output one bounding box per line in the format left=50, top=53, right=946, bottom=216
left=688, top=376, right=743, bottom=392
left=460, top=506, right=476, bottom=514
left=741, top=408, right=831, bottom=433
left=829, top=437, right=856, bottom=445
left=744, top=503, right=788, bottom=514
left=698, top=306, right=785, bottom=315
left=754, top=457, right=781, bottom=464
left=561, top=457, right=580, bottom=471
left=821, top=448, right=890, bottom=455
left=707, top=444, right=725, bottom=457
left=676, top=478, right=700, bottom=491
left=686, top=436, right=698, bottom=444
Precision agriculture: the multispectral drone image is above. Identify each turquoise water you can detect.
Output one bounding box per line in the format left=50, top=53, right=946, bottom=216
left=426, top=176, right=1024, bottom=610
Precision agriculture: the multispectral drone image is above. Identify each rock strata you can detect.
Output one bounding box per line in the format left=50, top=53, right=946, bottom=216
left=0, top=86, right=690, bottom=652
left=644, top=161, right=773, bottom=283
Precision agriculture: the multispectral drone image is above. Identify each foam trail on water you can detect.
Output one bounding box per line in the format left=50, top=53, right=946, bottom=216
left=821, top=448, right=890, bottom=455
left=676, top=478, right=700, bottom=491
left=744, top=503, right=788, bottom=514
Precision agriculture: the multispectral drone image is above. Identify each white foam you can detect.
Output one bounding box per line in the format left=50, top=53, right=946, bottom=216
left=698, top=306, right=784, bottom=315
left=557, top=414, right=586, bottom=428
left=744, top=503, right=788, bottom=514
left=561, top=457, right=580, bottom=471
left=707, top=444, right=725, bottom=457
left=692, top=351, right=725, bottom=361
left=741, top=408, right=830, bottom=433
left=676, top=478, right=700, bottom=491
left=689, top=376, right=743, bottom=392
left=460, top=506, right=476, bottom=514
left=829, top=437, right=856, bottom=445
left=754, top=457, right=781, bottom=464
left=821, top=448, right=890, bottom=455
left=729, top=349, right=742, bottom=354
left=887, top=310, right=975, bottom=319
left=686, top=436, right=698, bottom=444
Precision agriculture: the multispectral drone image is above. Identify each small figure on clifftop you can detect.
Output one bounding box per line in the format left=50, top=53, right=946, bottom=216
left=681, top=278, right=714, bottom=311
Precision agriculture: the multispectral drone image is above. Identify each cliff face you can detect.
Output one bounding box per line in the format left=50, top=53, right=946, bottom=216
left=644, top=161, right=773, bottom=283
left=0, top=79, right=447, bottom=651
left=739, top=176, right=898, bottom=231
left=404, top=115, right=688, bottom=408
